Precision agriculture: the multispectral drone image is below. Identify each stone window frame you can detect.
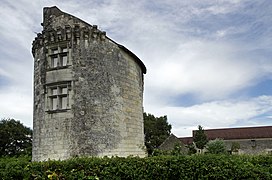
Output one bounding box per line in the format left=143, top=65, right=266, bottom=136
left=47, top=43, right=70, bottom=70
left=46, top=82, right=71, bottom=113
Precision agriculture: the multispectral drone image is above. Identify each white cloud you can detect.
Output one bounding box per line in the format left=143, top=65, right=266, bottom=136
left=0, top=87, right=32, bottom=127
left=0, top=0, right=272, bottom=135
left=0, top=68, right=11, bottom=78
left=144, top=40, right=263, bottom=105
left=215, top=26, right=247, bottom=38
left=146, top=96, right=272, bottom=137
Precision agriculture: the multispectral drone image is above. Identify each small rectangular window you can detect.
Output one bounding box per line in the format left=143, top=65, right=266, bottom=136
left=61, top=87, right=67, bottom=94
left=52, top=49, right=58, bottom=54
left=48, top=46, right=69, bottom=69
left=52, top=97, right=58, bottom=110
left=52, top=56, right=58, bottom=68
left=61, top=55, right=68, bottom=66
left=52, top=88, right=58, bottom=95
left=60, top=96, right=67, bottom=109
left=48, top=83, right=70, bottom=111
left=61, top=47, right=68, bottom=53
left=251, top=140, right=256, bottom=148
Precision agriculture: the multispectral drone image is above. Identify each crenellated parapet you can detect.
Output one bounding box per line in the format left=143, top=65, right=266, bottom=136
left=32, top=6, right=107, bottom=56
left=32, top=25, right=106, bottom=56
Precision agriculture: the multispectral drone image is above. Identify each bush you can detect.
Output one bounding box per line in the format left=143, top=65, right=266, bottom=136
left=206, top=139, right=227, bottom=154
left=0, top=155, right=31, bottom=179
left=231, top=142, right=241, bottom=152
left=186, top=143, right=197, bottom=155
left=0, top=155, right=272, bottom=179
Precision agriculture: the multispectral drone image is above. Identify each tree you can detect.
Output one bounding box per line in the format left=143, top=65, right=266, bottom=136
left=0, top=118, right=32, bottom=157
left=144, top=113, right=171, bottom=155
left=187, top=143, right=197, bottom=155
left=170, top=143, right=185, bottom=156
left=193, top=125, right=208, bottom=150
left=231, top=142, right=240, bottom=153
left=206, top=139, right=227, bottom=154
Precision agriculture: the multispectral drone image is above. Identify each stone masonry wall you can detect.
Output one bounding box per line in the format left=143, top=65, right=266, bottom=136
left=224, top=138, right=272, bottom=154
left=32, top=6, right=146, bottom=161
left=70, top=29, right=145, bottom=157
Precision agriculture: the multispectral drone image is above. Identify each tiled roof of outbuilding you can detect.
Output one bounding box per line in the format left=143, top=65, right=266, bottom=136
left=193, top=126, right=272, bottom=140
left=179, top=137, right=193, bottom=144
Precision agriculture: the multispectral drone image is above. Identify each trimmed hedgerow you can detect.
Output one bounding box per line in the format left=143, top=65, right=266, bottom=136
left=0, top=155, right=31, bottom=179
left=0, top=155, right=272, bottom=179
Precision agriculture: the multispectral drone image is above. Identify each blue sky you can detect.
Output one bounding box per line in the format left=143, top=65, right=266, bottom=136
left=0, top=0, right=272, bottom=137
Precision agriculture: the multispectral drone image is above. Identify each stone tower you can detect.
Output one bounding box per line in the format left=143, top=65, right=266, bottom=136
left=32, top=6, right=146, bottom=161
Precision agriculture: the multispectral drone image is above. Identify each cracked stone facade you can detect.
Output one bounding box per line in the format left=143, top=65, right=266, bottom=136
left=32, top=6, right=147, bottom=161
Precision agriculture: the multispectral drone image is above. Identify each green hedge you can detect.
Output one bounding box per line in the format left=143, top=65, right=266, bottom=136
left=1, top=155, right=272, bottom=179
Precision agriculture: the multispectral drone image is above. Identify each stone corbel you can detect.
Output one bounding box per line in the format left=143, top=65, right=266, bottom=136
left=92, top=25, right=98, bottom=39
left=57, top=27, right=63, bottom=41
left=74, top=25, right=80, bottom=38
left=65, top=26, right=72, bottom=40
left=82, top=27, right=89, bottom=39
left=101, top=31, right=106, bottom=41
left=49, top=31, right=56, bottom=42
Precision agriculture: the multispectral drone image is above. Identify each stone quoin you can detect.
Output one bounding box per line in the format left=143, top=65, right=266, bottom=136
left=32, top=6, right=147, bottom=161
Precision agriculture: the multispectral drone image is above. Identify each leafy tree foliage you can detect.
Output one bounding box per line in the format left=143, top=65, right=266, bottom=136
left=152, top=143, right=185, bottom=156
left=143, top=113, right=171, bottom=155
left=170, top=143, right=185, bottom=156
left=231, top=142, right=240, bottom=153
left=206, top=139, right=227, bottom=154
left=0, top=118, right=32, bottom=157
left=193, top=125, right=208, bottom=150
left=187, top=143, right=197, bottom=155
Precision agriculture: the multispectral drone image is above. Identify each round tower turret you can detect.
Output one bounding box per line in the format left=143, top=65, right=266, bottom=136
left=32, top=6, right=146, bottom=161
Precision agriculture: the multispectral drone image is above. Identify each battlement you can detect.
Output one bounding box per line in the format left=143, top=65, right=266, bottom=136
left=32, top=6, right=106, bottom=56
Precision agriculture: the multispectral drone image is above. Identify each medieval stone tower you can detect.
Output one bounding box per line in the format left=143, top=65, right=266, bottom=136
left=32, top=6, right=146, bottom=161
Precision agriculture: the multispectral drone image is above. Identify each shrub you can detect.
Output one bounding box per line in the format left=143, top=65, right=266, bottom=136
left=0, top=156, right=31, bottom=179
left=206, top=139, right=227, bottom=154
left=231, top=142, right=240, bottom=152
left=0, top=155, right=272, bottom=179
left=186, top=143, right=197, bottom=155
left=170, top=144, right=185, bottom=156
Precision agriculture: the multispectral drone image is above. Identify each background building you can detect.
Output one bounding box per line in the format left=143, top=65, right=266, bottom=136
left=194, top=126, right=272, bottom=154
left=162, top=126, right=272, bottom=154
left=32, top=6, right=146, bottom=161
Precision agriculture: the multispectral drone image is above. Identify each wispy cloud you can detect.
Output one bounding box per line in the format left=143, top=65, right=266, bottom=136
left=148, top=96, right=272, bottom=136
left=145, top=40, right=264, bottom=101
left=0, top=0, right=271, bottom=136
